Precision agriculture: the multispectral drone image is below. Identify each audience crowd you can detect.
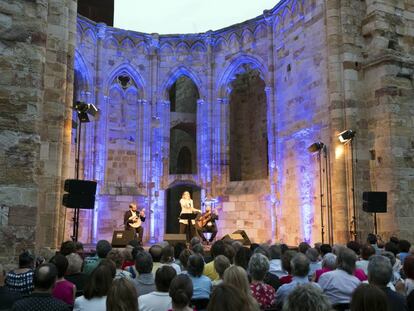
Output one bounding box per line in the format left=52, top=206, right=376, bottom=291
left=0, top=233, right=414, bottom=311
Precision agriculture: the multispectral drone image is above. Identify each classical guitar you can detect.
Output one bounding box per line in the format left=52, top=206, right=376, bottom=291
left=128, top=209, right=145, bottom=228
left=197, top=209, right=212, bottom=228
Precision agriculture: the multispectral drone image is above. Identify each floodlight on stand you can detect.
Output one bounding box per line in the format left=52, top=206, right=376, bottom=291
left=338, top=129, right=356, bottom=143
left=308, top=142, right=325, bottom=153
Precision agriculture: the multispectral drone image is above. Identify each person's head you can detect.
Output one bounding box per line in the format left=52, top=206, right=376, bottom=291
left=60, top=241, right=76, bottom=256
left=75, top=241, right=84, bottom=255
left=187, top=254, right=204, bottom=277
left=223, top=265, right=251, bottom=298
left=360, top=244, right=375, bottom=260
left=389, top=236, right=399, bottom=245
left=149, top=244, right=163, bottom=263
left=96, top=240, right=112, bottom=259
left=384, top=242, right=399, bottom=256
left=178, top=249, right=193, bottom=270
left=131, top=246, right=144, bottom=260
left=66, top=253, right=83, bottom=275
left=129, top=203, right=137, bottom=212
left=135, top=251, right=153, bottom=274
left=282, top=284, right=331, bottom=311
left=155, top=265, right=177, bottom=292
left=319, top=244, right=332, bottom=256
left=210, top=240, right=225, bottom=259
left=350, top=284, right=388, bottom=311
left=190, top=237, right=201, bottom=248
left=347, top=241, right=361, bottom=256
left=161, top=245, right=175, bottom=264
left=182, top=191, right=191, bottom=200
left=97, top=259, right=117, bottom=278
left=322, top=253, right=337, bottom=270
left=33, top=263, right=58, bottom=291
left=367, top=255, right=392, bottom=287
left=399, top=239, right=411, bottom=253
left=381, top=251, right=396, bottom=267
left=49, top=254, right=68, bottom=278
left=231, top=241, right=243, bottom=253
left=128, top=239, right=141, bottom=249
left=19, top=250, right=34, bottom=269
left=192, top=243, right=205, bottom=257
left=281, top=250, right=297, bottom=274
left=367, top=233, right=377, bottom=245
left=174, top=242, right=186, bottom=260
left=291, top=253, right=310, bottom=277
left=269, top=245, right=282, bottom=260
left=169, top=274, right=193, bottom=308
left=298, top=242, right=311, bottom=254
left=122, top=247, right=133, bottom=262
left=337, top=248, right=357, bottom=275
left=234, top=246, right=252, bottom=270
left=214, top=255, right=231, bottom=279
left=84, top=264, right=114, bottom=299
left=403, top=255, right=414, bottom=280
left=305, top=248, right=319, bottom=263
left=254, top=245, right=270, bottom=259
left=248, top=253, right=269, bottom=282
left=106, top=277, right=137, bottom=311
left=106, top=249, right=124, bottom=269
left=280, top=243, right=289, bottom=254
left=207, top=283, right=251, bottom=311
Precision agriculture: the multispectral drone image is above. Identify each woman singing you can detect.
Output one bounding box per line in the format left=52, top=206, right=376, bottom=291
left=179, top=191, right=200, bottom=238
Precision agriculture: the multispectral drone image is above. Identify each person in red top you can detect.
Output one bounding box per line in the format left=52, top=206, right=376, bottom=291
left=50, top=254, right=76, bottom=306
left=248, top=253, right=276, bottom=309
left=279, top=250, right=296, bottom=285
left=314, top=253, right=337, bottom=282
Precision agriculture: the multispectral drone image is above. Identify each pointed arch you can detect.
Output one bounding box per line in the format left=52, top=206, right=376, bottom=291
left=160, top=42, right=174, bottom=54
left=103, top=36, right=119, bottom=49
left=136, top=41, right=149, bottom=55
left=241, top=28, right=254, bottom=46
left=74, top=49, right=93, bottom=96
left=83, top=28, right=97, bottom=44
left=214, top=36, right=228, bottom=52
left=253, top=23, right=267, bottom=39
left=121, top=37, right=135, bottom=50
left=176, top=41, right=190, bottom=54
left=160, top=65, right=203, bottom=99
left=191, top=41, right=207, bottom=54
left=104, top=63, right=146, bottom=98
left=228, top=33, right=240, bottom=51
left=216, top=54, right=268, bottom=98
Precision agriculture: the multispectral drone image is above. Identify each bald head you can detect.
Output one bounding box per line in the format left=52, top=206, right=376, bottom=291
left=34, top=263, right=57, bottom=291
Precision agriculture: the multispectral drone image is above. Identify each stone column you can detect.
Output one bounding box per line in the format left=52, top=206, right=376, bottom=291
left=197, top=99, right=210, bottom=187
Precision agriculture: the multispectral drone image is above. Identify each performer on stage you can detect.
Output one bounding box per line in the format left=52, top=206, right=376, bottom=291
left=124, top=203, right=145, bottom=245
left=196, top=206, right=218, bottom=244
left=179, top=191, right=200, bottom=239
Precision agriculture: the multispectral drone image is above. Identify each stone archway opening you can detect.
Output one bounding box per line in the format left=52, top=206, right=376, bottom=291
left=169, top=76, right=199, bottom=175
left=229, top=69, right=268, bottom=181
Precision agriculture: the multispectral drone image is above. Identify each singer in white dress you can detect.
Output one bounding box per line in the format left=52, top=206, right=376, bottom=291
left=179, top=191, right=200, bottom=238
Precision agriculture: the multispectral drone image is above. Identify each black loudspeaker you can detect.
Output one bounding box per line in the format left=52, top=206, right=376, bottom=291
left=362, top=191, right=387, bottom=213
left=222, top=230, right=251, bottom=245
left=164, top=234, right=187, bottom=246
left=111, top=230, right=135, bottom=247
left=62, top=193, right=95, bottom=209
left=64, top=179, right=97, bottom=195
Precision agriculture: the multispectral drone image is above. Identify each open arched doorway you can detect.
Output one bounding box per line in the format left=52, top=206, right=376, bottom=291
left=165, top=183, right=201, bottom=234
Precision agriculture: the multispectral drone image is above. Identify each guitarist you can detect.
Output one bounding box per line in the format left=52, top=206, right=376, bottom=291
left=124, top=203, right=145, bottom=245
left=196, top=206, right=218, bottom=244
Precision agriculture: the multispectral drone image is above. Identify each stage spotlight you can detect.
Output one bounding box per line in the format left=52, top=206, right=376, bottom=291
left=308, top=142, right=324, bottom=153
left=73, top=101, right=99, bottom=123
left=338, top=129, right=356, bottom=143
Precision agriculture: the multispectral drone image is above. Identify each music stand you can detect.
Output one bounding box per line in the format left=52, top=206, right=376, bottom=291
left=179, top=213, right=198, bottom=243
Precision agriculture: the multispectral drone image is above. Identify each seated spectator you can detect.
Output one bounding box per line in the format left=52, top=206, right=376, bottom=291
left=187, top=254, right=212, bottom=299
left=65, top=253, right=87, bottom=297
left=50, top=254, right=76, bottom=306
left=347, top=241, right=361, bottom=256
left=168, top=274, right=195, bottom=311
left=269, top=244, right=286, bottom=278
left=212, top=255, right=230, bottom=287
left=298, top=242, right=311, bottom=254
left=399, top=240, right=412, bottom=264
left=367, top=233, right=381, bottom=255
left=75, top=242, right=84, bottom=259
left=280, top=250, right=296, bottom=285
left=173, top=242, right=187, bottom=268
left=306, top=248, right=322, bottom=279
left=254, top=245, right=281, bottom=291
left=106, top=277, right=138, bottom=311
left=0, top=264, right=22, bottom=310
left=313, top=253, right=337, bottom=282
left=248, top=253, right=276, bottom=309
left=403, top=256, right=414, bottom=296
left=381, top=251, right=402, bottom=287
left=120, top=246, right=135, bottom=270
left=234, top=247, right=252, bottom=270
left=350, top=284, right=388, bottom=311
left=60, top=241, right=76, bottom=256
left=139, top=265, right=177, bottom=311
left=367, top=255, right=407, bottom=311
left=190, top=237, right=201, bottom=249
left=83, top=240, right=112, bottom=275
left=6, top=250, right=35, bottom=294
left=191, top=244, right=205, bottom=258
left=125, top=246, right=145, bottom=278
left=231, top=241, right=243, bottom=254
left=318, top=248, right=361, bottom=305
left=133, top=251, right=156, bottom=297
left=203, top=240, right=226, bottom=281
left=385, top=242, right=403, bottom=278
left=12, top=263, right=69, bottom=311
left=160, top=245, right=181, bottom=274
left=149, top=245, right=163, bottom=274
left=74, top=263, right=114, bottom=310
left=356, top=244, right=375, bottom=275
left=276, top=253, right=320, bottom=307
left=106, top=249, right=133, bottom=279
left=223, top=265, right=260, bottom=310
left=178, top=249, right=193, bottom=272
left=282, top=283, right=331, bottom=311
left=320, top=244, right=333, bottom=256
left=207, top=283, right=255, bottom=311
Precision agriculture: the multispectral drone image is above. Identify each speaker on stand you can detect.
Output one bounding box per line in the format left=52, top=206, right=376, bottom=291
left=362, top=191, right=387, bottom=235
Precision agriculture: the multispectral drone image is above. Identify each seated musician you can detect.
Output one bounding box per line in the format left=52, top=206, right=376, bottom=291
left=196, top=206, right=218, bottom=244
left=124, top=203, right=145, bottom=245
